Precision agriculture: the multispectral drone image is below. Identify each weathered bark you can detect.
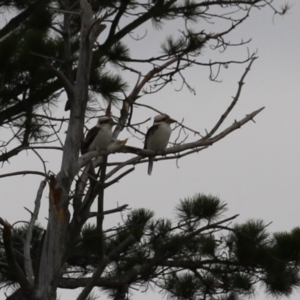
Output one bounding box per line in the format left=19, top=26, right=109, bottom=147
left=33, top=1, right=106, bottom=299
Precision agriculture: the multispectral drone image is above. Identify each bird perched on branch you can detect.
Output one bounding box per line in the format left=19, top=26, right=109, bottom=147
left=81, top=116, right=116, bottom=154
left=144, top=114, right=175, bottom=175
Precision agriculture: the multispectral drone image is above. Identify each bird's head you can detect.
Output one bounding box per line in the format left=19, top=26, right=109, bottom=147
left=153, top=114, right=176, bottom=124
left=96, top=116, right=117, bottom=127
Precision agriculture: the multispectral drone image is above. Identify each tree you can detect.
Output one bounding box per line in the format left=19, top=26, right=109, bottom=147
left=0, top=1, right=291, bottom=300
left=2, top=194, right=300, bottom=300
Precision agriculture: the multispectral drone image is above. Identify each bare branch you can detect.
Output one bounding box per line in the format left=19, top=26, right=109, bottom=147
left=42, top=59, right=75, bottom=99
left=81, top=107, right=264, bottom=182
left=105, top=167, right=135, bottom=188
left=94, top=107, right=265, bottom=160
left=97, top=156, right=107, bottom=262
left=0, top=171, right=50, bottom=180
left=105, top=157, right=142, bottom=180
left=31, top=149, right=48, bottom=175
left=24, top=179, right=47, bottom=284
left=0, top=145, right=23, bottom=163
left=204, top=56, right=258, bottom=139
left=89, top=204, right=129, bottom=218
left=0, top=145, right=62, bottom=164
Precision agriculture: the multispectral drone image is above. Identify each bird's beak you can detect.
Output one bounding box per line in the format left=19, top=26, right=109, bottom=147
left=117, top=138, right=128, bottom=145
left=168, top=118, right=176, bottom=124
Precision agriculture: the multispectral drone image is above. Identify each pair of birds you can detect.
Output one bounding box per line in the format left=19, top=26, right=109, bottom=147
left=81, top=114, right=175, bottom=175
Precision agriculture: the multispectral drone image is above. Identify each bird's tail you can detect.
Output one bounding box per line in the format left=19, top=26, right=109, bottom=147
left=148, top=157, right=154, bottom=175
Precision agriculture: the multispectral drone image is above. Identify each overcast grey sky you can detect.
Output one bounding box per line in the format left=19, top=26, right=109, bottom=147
left=0, top=1, right=299, bottom=299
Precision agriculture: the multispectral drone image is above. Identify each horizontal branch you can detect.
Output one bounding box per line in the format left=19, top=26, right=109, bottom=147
left=125, top=107, right=264, bottom=155
left=0, top=171, right=50, bottom=180
left=59, top=277, right=121, bottom=290
left=89, top=204, right=129, bottom=218
left=0, top=145, right=63, bottom=166
left=78, top=107, right=264, bottom=171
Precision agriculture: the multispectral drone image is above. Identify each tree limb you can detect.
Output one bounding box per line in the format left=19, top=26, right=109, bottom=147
left=76, top=234, right=136, bottom=300
left=0, top=0, right=44, bottom=41
left=89, top=204, right=129, bottom=218
left=204, top=56, right=258, bottom=139
left=24, top=179, right=47, bottom=284
left=0, top=171, right=50, bottom=180
left=79, top=107, right=265, bottom=169
left=104, top=167, right=135, bottom=188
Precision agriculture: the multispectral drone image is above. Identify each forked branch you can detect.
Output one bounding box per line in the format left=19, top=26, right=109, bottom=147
left=204, top=55, right=258, bottom=139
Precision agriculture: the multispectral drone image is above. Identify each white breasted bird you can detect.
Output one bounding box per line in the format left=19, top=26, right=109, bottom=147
left=81, top=116, right=116, bottom=154
left=144, top=114, right=175, bottom=175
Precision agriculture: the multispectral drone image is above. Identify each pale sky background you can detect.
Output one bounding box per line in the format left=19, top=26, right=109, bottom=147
left=0, top=1, right=300, bottom=299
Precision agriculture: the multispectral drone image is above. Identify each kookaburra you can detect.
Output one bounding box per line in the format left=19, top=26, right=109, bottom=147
left=144, top=114, right=175, bottom=175
left=81, top=116, right=116, bottom=154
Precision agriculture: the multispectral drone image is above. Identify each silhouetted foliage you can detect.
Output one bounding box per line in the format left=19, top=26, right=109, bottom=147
left=0, top=1, right=291, bottom=300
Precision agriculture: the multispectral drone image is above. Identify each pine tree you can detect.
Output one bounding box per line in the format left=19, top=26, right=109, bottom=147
left=0, top=1, right=291, bottom=300
left=1, top=195, right=300, bottom=300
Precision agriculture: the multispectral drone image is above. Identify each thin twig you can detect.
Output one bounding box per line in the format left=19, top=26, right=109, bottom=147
left=105, top=167, right=135, bottom=188
left=89, top=204, right=129, bottom=218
